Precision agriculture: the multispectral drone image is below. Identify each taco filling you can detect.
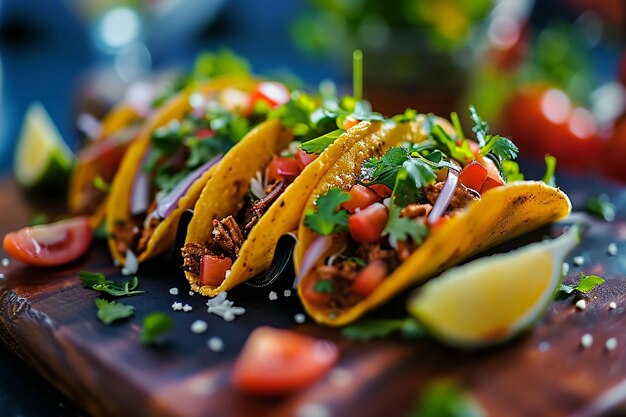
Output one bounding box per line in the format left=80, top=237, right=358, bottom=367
left=298, top=108, right=523, bottom=313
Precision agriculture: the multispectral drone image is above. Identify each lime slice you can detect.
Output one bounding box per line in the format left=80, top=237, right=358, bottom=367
left=408, top=225, right=581, bottom=348
left=14, top=102, right=75, bottom=190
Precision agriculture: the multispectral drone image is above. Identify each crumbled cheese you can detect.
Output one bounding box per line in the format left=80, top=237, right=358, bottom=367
left=605, top=337, right=618, bottom=351
left=189, top=291, right=194, bottom=296
left=172, top=302, right=183, bottom=311
left=609, top=302, right=617, bottom=310
left=328, top=368, right=352, bottom=388
left=581, top=333, right=593, bottom=348
left=206, top=291, right=246, bottom=321
left=284, top=289, right=292, bottom=297
left=573, top=256, right=585, bottom=266
left=207, top=336, right=224, bottom=352
left=562, top=262, right=570, bottom=275
left=576, top=299, right=587, bottom=310
left=169, top=287, right=179, bottom=295
left=190, top=320, right=208, bottom=334
left=121, top=250, right=138, bottom=276
left=608, top=243, right=618, bottom=256
left=538, top=342, right=551, bottom=352
left=1, top=258, right=9, bottom=268
left=294, top=314, right=306, bottom=324
left=183, top=304, right=193, bottom=312
left=296, top=403, right=331, bottom=417
left=269, top=291, right=278, bottom=301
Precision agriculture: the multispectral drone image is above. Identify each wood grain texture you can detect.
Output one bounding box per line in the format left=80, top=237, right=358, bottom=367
left=1, top=177, right=626, bottom=417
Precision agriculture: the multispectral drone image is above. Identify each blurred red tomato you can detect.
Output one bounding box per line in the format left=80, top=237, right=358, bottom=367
left=619, top=52, right=626, bottom=87
left=602, top=117, right=626, bottom=182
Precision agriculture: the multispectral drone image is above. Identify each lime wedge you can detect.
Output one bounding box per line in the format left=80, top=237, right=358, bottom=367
left=14, top=102, right=75, bottom=190
left=408, top=225, right=581, bottom=348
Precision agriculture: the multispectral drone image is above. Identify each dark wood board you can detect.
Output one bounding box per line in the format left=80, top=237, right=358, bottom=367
left=2, top=174, right=626, bottom=417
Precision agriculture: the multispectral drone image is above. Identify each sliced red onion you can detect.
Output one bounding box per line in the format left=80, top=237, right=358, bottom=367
left=427, top=169, right=459, bottom=224
left=130, top=154, right=151, bottom=216
left=155, top=154, right=223, bottom=219
left=293, top=235, right=333, bottom=289
left=76, top=113, right=102, bottom=140
left=125, top=81, right=156, bottom=117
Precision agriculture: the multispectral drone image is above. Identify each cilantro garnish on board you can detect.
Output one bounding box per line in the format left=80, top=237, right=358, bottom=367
left=342, top=317, right=425, bottom=341
left=560, top=272, right=605, bottom=295
left=585, top=194, right=616, bottom=222
left=303, top=188, right=350, bottom=235
left=79, top=272, right=145, bottom=297
left=95, top=299, right=135, bottom=325
left=141, top=312, right=175, bottom=345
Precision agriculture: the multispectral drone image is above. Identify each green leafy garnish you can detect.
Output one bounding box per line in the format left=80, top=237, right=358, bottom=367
left=342, top=318, right=425, bottom=341
left=93, top=175, right=112, bottom=193
left=541, top=154, right=557, bottom=187
left=29, top=213, right=49, bottom=227
left=95, top=299, right=135, bottom=325
left=384, top=190, right=429, bottom=246
left=346, top=257, right=367, bottom=267
left=141, top=312, right=175, bottom=345
left=304, top=188, right=350, bottom=235
left=585, top=194, right=615, bottom=222
left=361, top=147, right=411, bottom=189
left=79, top=271, right=107, bottom=287
left=502, top=160, right=524, bottom=182
left=411, top=379, right=485, bottom=417
left=299, top=129, right=344, bottom=154
left=560, top=272, right=605, bottom=295
left=479, top=135, right=518, bottom=161
left=314, top=280, right=335, bottom=293
left=468, top=105, right=489, bottom=147
left=80, top=272, right=145, bottom=297
left=392, top=108, right=418, bottom=123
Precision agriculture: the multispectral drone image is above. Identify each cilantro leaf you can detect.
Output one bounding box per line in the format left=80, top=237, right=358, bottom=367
left=585, top=194, right=615, bottom=222
left=383, top=191, right=429, bottom=246
left=469, top=104, right=489, bottom=147
left=502, top=160, right=524, bottom=182
left=95, top=299, right=135, bottom=325
left=429, top=122, right=474, bottom=165
left=346, top=257, right=367, bottom=267
left=412, top=379, right=486, bottom=417
left=361, top=147, right=410, bottom=189
left=93, top=176, right=111, bottom=193
left=81, top=272, right=145, bottom=297
left=313, top=280, right=335, bottom=293
left=304, top=188, right=350, bottom=235
left=342, top=318, right=425, bottom=341
left=394, top=159, right=437, bottom=207
left=540, top=154, right=557, bottom=187
left=79, top=271, right=106, bottom=287
left=141, top=312, right=174, bottom=345
left=29, top=213, right=49, bottom=227
left=392, top=108, right=418, bottom=123
left=560, top=272, right=605, bottom=295
left=299, top=129, right=344, bottom=154
left=483, top=135, right=518, bottom=161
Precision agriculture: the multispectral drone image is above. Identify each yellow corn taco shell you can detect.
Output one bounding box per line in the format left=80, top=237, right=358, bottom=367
left=295, top=149, right=571, bottom=327
left=106, top=76, right=258, bottom=266
left=185, top=117, right=433, bottom=296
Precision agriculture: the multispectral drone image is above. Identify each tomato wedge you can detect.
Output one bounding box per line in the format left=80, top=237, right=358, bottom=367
left=352, top=260, right=387, bottom=297
left=342, top=184, right=380, bottom=213
left=3, top=217, right=93, bottom=267
left=268, top=156, right=301, bottom=184
left=232, top=327, right=338, bottom=396
left=198, top=255, right=232, bottom=286
left=458, top=160, right=488, bottom=192
left=368, top=183, right=392, bottom=198
left=249, top=82, right=290, bottom=112
left=302, top=277, right=332, bottom=305
left=348, top=202, right=388, bottom=243
left=295, top=148, right=317, bottom=171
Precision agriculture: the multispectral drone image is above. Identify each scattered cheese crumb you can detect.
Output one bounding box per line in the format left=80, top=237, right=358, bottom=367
left=0, top=273, right=5, bottom=279
left=1, top=258, right=9, bottom=268
left=605, top=337, right=618, bottom=351
left=208, top=336, right=224, bottom=352
left=608, top=243, right=618, bottom=256
left=121, top=250, right=138, bottom=276
left=190, top=320, right=208, bottom=334
left=562, top=262, right=570, bottom=275
left=169, top=287, right=179, bottom=295
left=284, top=289, right=292, bottom=297
left=189, top=291, right=194, bottom=296
left=295, top=314, right=306, bottom=324
left=609, top=302, right=617, bottom=310
left=206, top=291, right=246, bottom=321
left=172, top=302, right=183, bottom=311
left=328, top=368, right=352, bottom=387
left=575, top=299, right=587, bottom=310
left=183, top=304, right=193, bottom=312
left=538, top=342, right=550, bottom=352
left=573, top=256, right=585, bottom=266
left=296, top=403, right=331, bottom=417
left=269, top=291, right=278, bottom=301
left=581, top=333, right=593, bottom=348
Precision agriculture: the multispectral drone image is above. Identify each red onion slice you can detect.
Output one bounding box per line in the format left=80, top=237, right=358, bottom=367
left=427, top=169, right=459, bottom=224
left=293, top=235, right=333, bottom=289
left=155, top=154, right=223, bottom=219
left=130, top=154, right=151, bottom=216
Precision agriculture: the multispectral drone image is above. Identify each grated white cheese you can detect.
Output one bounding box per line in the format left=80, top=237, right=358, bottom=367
left=608, top=243, right=618, bottom=256
left=269, top=291, right=278, bottom=301
left=284, top=289, right=292, bottom=297
left=189, top=291, right=194, bottom=296
left=169, top=288, right=179, bottom=296
left=1, top=258, right=9, bottom=268
left=573, top=256, right=585, bottom=267
left=183, top=304, right=193, bottom=312
left=207, top=336, right=224, bottom=352
left=562, top=262, right=570, bottom=275
left=121, top=250, right=138, bottom=276
left=610, top=302, right=617, bottom=310
left=172, top=302, right=183, bottom=311
left=206, top=291, right=246, bottom=322
left=605, top=337, right=618, bottom=351
left=328, top=368, right=352, bottom=388
left=190, top=320, right=208, bottom=334
left=296, top=403, right=331, bottom=417
left=576, top=299, right=587, bottom=310
left=294, top=313, right=306, bottom=324
left=581, top=333, right=593, bottom=348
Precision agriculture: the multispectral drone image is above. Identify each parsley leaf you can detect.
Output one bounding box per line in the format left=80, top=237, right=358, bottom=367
left=95, top=299, right=135, bottom=325
left=299, top=129, right=344, bottom=154
left=342, top=318, right=425, bottom=341
left=80, top=272, right=145, bottom=297
left=141, top=312, right=175, bottom=345
left=383, top=192, right=429, bottom=247
left=560, top=272, right=605, bottom=295
left=585, top=194, right=615, bottom=222
left=412, top=379, right=486, bottom=417
left=79, top=271, right=106, bottom=287
left=541, top=154, right=557, bottom=187
left=304, top=188, right=350, bottom=235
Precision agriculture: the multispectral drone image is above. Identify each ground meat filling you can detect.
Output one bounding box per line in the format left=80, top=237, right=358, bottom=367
left=112, top=218, right=142, bottom=255
left=181, top=242, right=211, bottom=274
left=424, top=181, right=480, bottom=208
left=244, top=181, right=287, bottom=234
left=212, top=215, right=244, bottom=258
left=137, top=216, right=160, bottom=254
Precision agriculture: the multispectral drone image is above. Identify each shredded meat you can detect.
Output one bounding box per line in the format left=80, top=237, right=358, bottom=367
left=356, top=243, right=400, bottom=268
left=400, top=203, right=433, bottom=219
left=136, top=217, right=160, bottom=254
left=311, top=261, right=362, bottom=310
left=181, top=242, right=211, bottom=274
left=112, top=219, right=141, bottom=255
left=212, top=215, right=244, bottom=258
left=424, top=181, right=480, bottom=209
left=244, top=181, right=288, bottom=234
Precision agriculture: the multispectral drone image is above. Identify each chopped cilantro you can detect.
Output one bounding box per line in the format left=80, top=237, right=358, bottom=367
left=428, top=120, right=474, bottom=165
left=80, top=272, right=145, bottom=297
left=345, top=257, right=367, bottom=267
left=95, top=299, right=135, bottom=325
left=93, top=176, right=111, bottom=193
left=342, top=318, right=425, bottom=341
left=585, top=194, right=615, bottom=222
left=392, top=108, right=418, bottom=123
left=560, top=272, right=605, bottom=295
left=141, top=312, right=174, bottom=345
left=383, top=192, right=429, bottom=247
left=299, top=129, right=344, bottom=154
left=314, top=279, right=335, bottom=293
left=469, top=104, right=489, bottom=147
left=361, top=147, right=411, bottom=189
left=412, top=379, right=485, bottom=417
left=480, top=135, right=518, bottom=161
left=502, top=160, right=524, bottom=182
left=29, top=213, right=49, bottom=227
left=304, top=188, right=350, bottom=235
left=396, top=158, right=437, bottom=207
left=541, top=154, right=557, bottom=187
left=79, top=271, right=106, bottom=287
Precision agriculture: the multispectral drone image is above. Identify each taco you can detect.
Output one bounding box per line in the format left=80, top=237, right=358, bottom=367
left=106, top=75, right=288, bottom=265
left=180, top=95, right=428, bottom=296
left=294, top=109, right=571, bottom=326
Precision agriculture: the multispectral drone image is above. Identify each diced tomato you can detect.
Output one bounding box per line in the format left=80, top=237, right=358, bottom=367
left=302, top=277, right=332, bottom=305
left=196, top=128, right=215, bottom=139
left=352, top=260, right=387, bottom=297
left=232, top=327, right=338, bottom=396
left=267, top=156, right=301, bottom=184
left=3, top=217, right=93, bottom=267
left=341, top=185, right=380, bottom=213
left=198, top=255, right=232, bottom=286
left=368, top=183, right=392, bottom=198
left=342, top=119, right=360, bottom=130
left=248, top=82, right=290, bottom=113
left=348, top=202, right=388, bottom=243
left=480, top=176, right=504, bottom=193
left=295, top=148, right=318, bottom=171
left=458, top=160, right=488, bottom=192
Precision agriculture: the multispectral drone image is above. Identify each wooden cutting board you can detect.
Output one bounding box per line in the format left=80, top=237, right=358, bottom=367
left=1, top=177, right=626, bottom=417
